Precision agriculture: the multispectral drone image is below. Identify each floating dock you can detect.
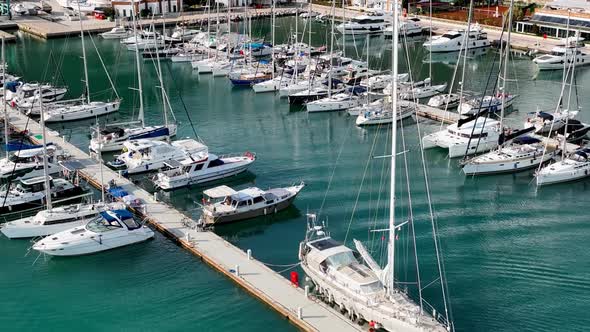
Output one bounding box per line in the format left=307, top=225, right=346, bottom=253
left=6, top=107, right=362, bottom=332
left=416, top=103, right=463, bottom=124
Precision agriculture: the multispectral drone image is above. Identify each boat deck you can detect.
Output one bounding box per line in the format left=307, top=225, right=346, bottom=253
left=5, top=107, right=361, bottom=332
left=416, top=103, right=464, bottom=124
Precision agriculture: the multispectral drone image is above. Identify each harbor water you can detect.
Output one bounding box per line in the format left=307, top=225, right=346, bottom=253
left=1, top=17, right=590, bottom=331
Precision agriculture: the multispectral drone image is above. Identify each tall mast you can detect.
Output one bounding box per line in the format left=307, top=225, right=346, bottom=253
left=76, top=2, right=91, bottom=104
left=154, top=22, right=168, bottom=130
left=341, top=0, right=346, bottom=57
left=2, top=38, right=7, bottom=159
left=271, top=0, right=275, bottom=79
left=131, top=2, right=145, bottom=127
left=294, top=7, right=299, bottom=84
left=387, top=0, right=399, bottom=296
left=328, top=0, right=335, bottom=98
left=498, top=0, right=514, bottom=149
left=429, top=0, right=432, bottom=80
left=457, top=0, right=475, bottom=111
left=39, top=87, right=52, bottom=210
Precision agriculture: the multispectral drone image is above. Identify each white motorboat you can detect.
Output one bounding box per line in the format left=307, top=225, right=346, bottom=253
left=111, top=139, right=208, bottom=175
left=153, top=151, right=256, bottom=190
left=11, top=83, right=67, bottom=111
left=200, top=182, right=305, bottom=225
left=459, top=93, right=516, bottom=115
left=0, top=144, right=64, bottom=181
left=398, top=78, right=447, bottom=100
left=355, top=100, right=416, bottom=126
left=422, top=24, right=490, bottom=53
left=1, top=202, right=125, bottom=239
left=100, top=26, right=131, bottom=39
left=32, top=209, right=154, bottom=256
left=384, top=17, right=424, bottom=37
left=89, top=124, right=178, bottom=153
left=462, top=136, right=558, bottom=175
left=524, top=109, right=578, bottom=134
left=336, top=11, right=389, bottom=35
left=533, top=46, right=590, bottom=70
left=427, top=93, right=462, bottom=109
left=0, top=176, right=85, bottom=214
left=44, top=100, right=120, bottom=122
left=306, top=88, right=365, bottom=113
left=170, top=27, right=201, bottom=41
left=422, top=117, right=502, bottom=158
left=536, top=147, right=590, bottom=185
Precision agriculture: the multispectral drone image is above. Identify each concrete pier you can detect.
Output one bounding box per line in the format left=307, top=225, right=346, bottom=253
left=5, top=107, right=362, bottom=332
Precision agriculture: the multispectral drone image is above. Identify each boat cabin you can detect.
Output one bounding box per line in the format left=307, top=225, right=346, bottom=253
left=87, top=210, right=140, bottom=232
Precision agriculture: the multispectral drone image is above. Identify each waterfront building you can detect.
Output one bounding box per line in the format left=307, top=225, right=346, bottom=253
left=516, top=0, right=590, bottom=39
left=112, top=0, right=183, bottom=17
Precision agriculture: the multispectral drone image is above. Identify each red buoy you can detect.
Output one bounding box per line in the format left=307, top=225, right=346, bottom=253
left=290, top=271, right=299, bottom=287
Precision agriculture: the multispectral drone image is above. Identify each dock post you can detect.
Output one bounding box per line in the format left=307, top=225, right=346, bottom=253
left=247, top=249, right=252, bottom=260
left=305, top=285, right=309, bottom=297
left=118, top=170, right=122, bottom=178
left=297, top=307, right=303, bottom=319
left=153, top=192, right=158, bottom=202
left=235, top=265, right=240, bottom=277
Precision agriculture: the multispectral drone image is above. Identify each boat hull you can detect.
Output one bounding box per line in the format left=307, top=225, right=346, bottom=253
left=204, top=195, right=297, bottom=225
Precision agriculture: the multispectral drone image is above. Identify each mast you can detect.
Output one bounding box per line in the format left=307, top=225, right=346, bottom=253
left=328, top=0, right=335, bottom=98
left=457, top=0, right=475, bottom=113
left=387, top=0, right=399, bottom=296
left=271, top=0, right=275, bottom=80
left=342, top=0, right=346, bottom=57
left=2, top=38, right=7, bottom=159
left=76, top=2, right=91, bottom=104
left=154, top=22, right=169, bottom=131
left=429, top=0, right=432, bottom=80
left=131, top=2, right=145, bottom=127
left=39, top=87, right=52, bottom=210
left=294, top=6, right=299, bottom=84
left=498, top=0, right=514, bottom=149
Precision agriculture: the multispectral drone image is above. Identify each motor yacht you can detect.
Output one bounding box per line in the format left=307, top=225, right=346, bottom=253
left=533, top=46, right=590, bottom=70
left=336, top=11, right=389, bottom=35
left=32, top=209, right=154, bottom=256
left=111, top=139, right=208, bottom=175
left=0, top=143, right=64, bottom=181
left=11, top=83, right=67, bottom=111
left=427, top=93, right=462, bottom=109
left=0, top=176, right=85, bottom=214
left=384, top=17, right=424, bottom=38
left=462, top=136, right=558, bottom=175
left=422, top=24, right=490, bottom=53
left=200, top=182, right=304, bottom=225
left=1, top=202, right=126, bottom=239
left=153, top=151, right=256, bottom=190
left=422, top=117, right=502, bottom=158
left=100, top=26, right=131, bottom=39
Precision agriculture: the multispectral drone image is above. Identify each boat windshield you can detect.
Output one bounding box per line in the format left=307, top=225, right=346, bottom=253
left=23, top=89, right=36, bottom=98
left=442, top=33, right=461, bottom=39
left=86, top=217, right=123, bottom=232
left=325, top=251, right=358, bottom=269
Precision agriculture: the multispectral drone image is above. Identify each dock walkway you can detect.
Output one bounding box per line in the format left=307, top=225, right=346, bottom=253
left=6, top=107, right=362, bottom=332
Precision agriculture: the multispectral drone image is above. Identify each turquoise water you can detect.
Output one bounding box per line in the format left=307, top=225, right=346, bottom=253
left=2, top=18, right=590, bottom=331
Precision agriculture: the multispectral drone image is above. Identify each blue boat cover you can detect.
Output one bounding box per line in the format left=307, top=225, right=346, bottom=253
left=101, top=209, right=134, bottom=222
left=129, top=127, right=170, bottom=140
left=6, top=141, right=53, bottom=152
left=5, top=81, right=20, bottom=93
left=537, top=112, right=553, bottom=120
left=512, top=136, right=541, bottom=145
left=108, top=187, right=129, bottom=198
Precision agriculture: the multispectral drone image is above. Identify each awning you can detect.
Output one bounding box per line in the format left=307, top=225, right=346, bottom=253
left=203, top=185, right=237, bottom=199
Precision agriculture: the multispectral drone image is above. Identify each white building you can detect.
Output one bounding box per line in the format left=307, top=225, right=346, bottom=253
left=112, top=0, right=182, bottom=18
left=516, top=0, right=590, bottom=39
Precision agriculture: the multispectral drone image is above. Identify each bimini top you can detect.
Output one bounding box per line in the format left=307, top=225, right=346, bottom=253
left=100, top=209, right=133, bottom=222
left=203, top=185, right=237, bottom=199
left=230, top=187, right=265, bottom=202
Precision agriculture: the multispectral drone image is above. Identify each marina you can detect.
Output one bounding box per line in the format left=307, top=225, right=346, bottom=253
left=2, top=1, right=590, bottom=332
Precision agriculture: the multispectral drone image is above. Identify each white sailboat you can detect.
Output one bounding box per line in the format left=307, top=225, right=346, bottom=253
left=299, top=4, right=452, bottom=329
left=89, top=8, right=177, bottom=153
left=44, top=4, right=120, bottom=123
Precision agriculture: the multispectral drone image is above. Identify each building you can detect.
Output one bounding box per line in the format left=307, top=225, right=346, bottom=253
left=112, top=0, right=182, bottom=17
left=515, top=0, right=590, bottom=39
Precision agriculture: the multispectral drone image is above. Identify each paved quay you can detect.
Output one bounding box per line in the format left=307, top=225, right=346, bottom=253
left=6, top=107, right=362, bottom=332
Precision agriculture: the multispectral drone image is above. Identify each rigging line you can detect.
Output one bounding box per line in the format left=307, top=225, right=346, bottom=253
left=87, top=32, right=120, bottom=100
left=164, top=61, right=201, bottom=142
left=343, top=124, right=382, bottom=245
left=317, top=116, right=353, bottom=219
left=414, top=66, right=454, bottom=331
left=369, top=126, right=389, bottom=254
left=276, top=263, right=301, bottom=274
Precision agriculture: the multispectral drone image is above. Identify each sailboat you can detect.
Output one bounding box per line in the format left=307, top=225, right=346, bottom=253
left=462, top=2, right=558, bottom=176
left=88, top=6, right=177, bottom=153
left=44, top=4, right=120, bottom=123
left=299, top=3, right=452, bottom=330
